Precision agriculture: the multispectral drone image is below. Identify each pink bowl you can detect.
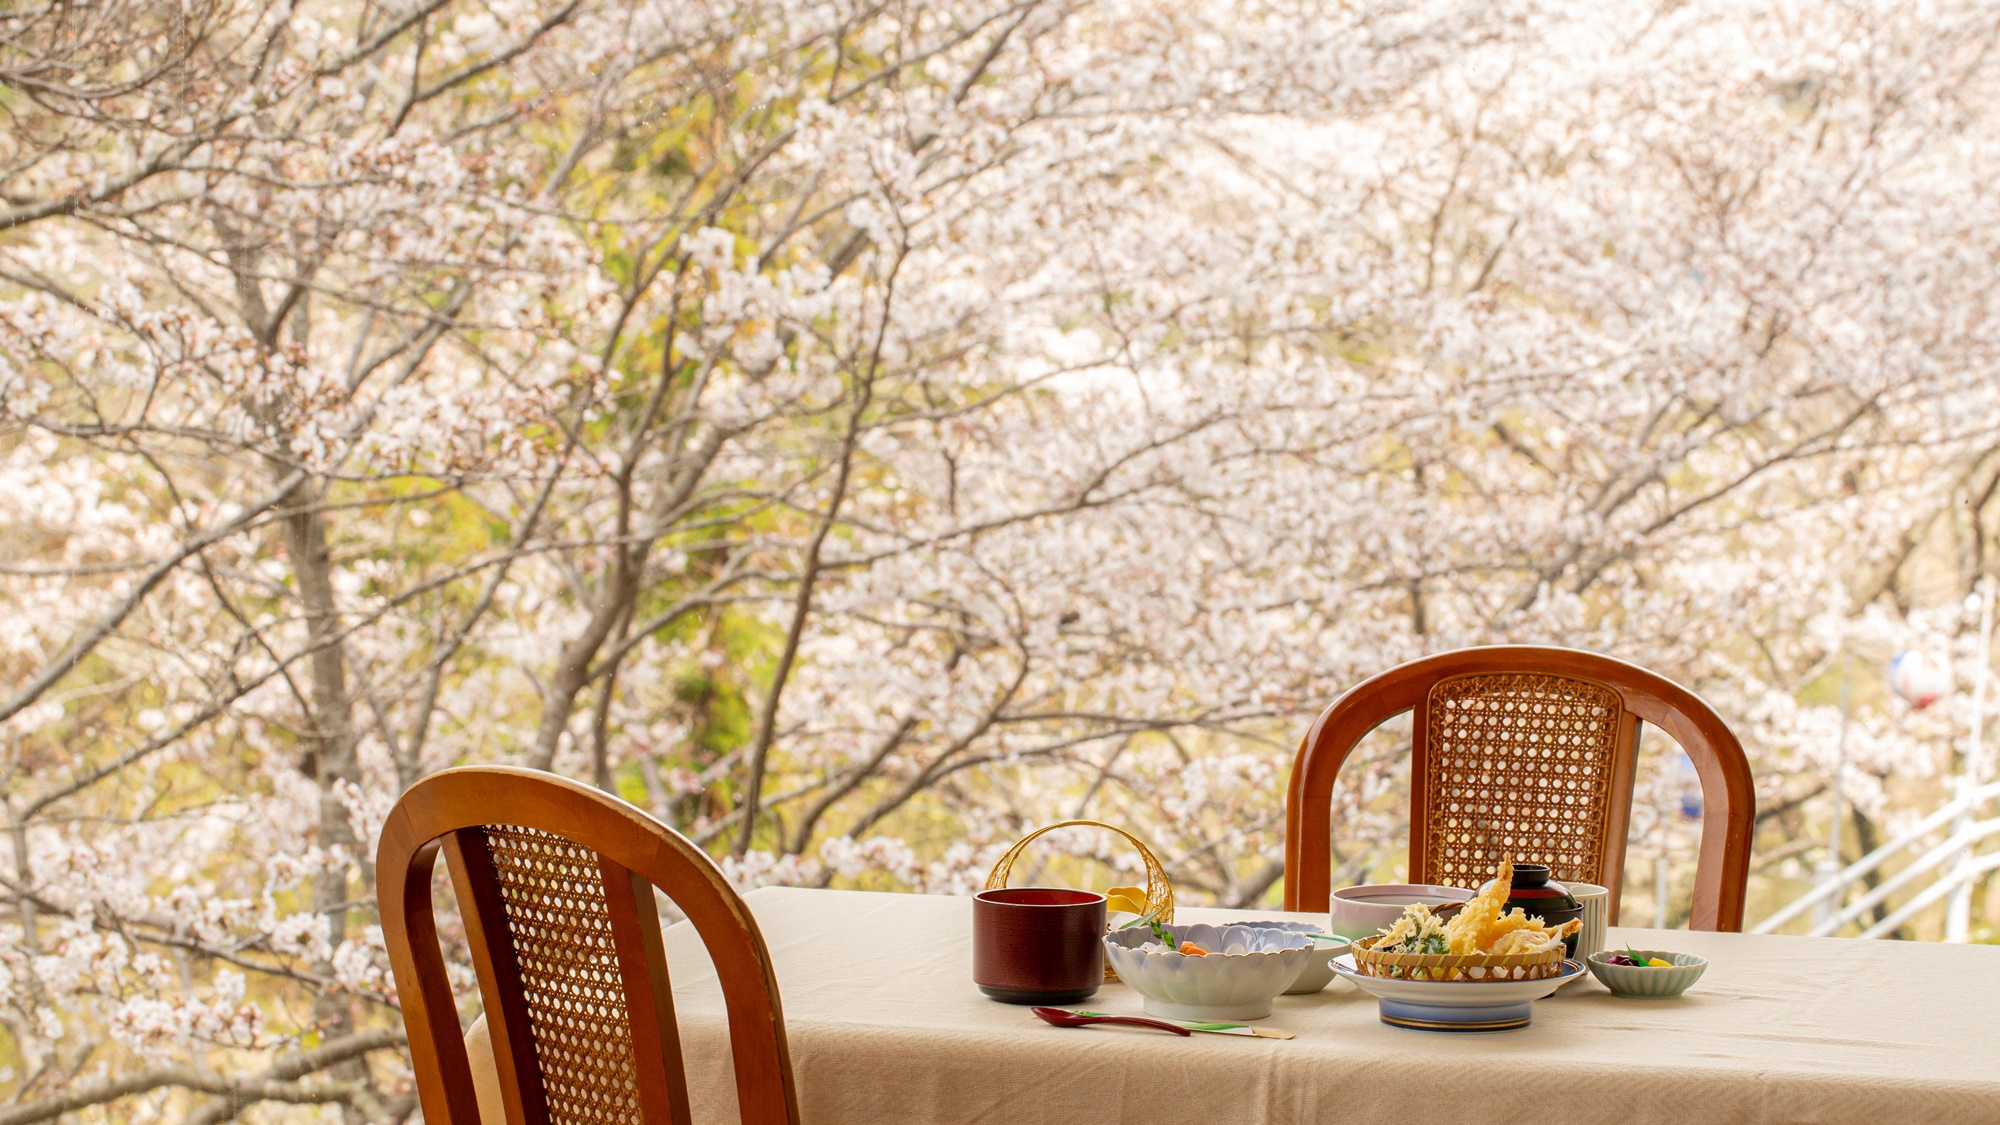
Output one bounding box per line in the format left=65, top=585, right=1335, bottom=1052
left=1327, top=883, right=1475, bottom=941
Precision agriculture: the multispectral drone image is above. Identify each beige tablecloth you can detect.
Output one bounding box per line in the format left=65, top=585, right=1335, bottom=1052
left=638, top=886, right=2000, bottom=1125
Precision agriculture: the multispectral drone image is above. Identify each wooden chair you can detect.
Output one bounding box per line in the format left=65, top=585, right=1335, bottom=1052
left=1283, top=646, right=1756, bottom=930
left=379, top=766, right=801, bottom=1125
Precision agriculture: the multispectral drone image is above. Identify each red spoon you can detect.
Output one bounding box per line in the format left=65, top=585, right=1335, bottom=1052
left=1031, top=1007, right=1192, bottom=1036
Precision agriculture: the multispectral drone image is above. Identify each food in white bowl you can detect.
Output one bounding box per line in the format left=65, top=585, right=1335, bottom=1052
left=1223, top=920, right=1350, bottom=993
left=1102, top=922, right=1315, bottom=1021
left=1585, top=948, right=1708, bottom=997
left=1352, top=859, right=1582, bottom=981
left=1331, top=953, right=1584, bottom=1030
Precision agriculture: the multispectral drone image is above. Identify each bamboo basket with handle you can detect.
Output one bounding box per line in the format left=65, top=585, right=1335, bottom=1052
left=985, top=820, right=1173, bottom=980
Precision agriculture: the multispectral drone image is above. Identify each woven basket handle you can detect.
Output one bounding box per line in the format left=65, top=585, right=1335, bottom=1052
left=983, top=819, right=1174, bottom=925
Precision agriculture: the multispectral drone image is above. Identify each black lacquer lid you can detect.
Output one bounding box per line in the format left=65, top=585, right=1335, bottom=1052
left=1510, top=862, right=1553, bottom=889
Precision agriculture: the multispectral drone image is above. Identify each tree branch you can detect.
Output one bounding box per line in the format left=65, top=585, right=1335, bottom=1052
left=0, top=1029, right=407, bottom=1125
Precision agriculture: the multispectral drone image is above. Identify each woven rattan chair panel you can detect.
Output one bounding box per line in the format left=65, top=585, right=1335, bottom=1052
left=1422, top=673, right=1622, bottom=889
left=483, top=824, right=642, bottom=1125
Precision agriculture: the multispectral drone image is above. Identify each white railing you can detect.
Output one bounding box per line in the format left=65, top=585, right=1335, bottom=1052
left=1807, top=816, right=2000, bottom=936
left=1751, top=779, right=2000, bottom=936
left=1858, top=851, right=2000, bottom=938
left=1755, top=579, right=1996, bottom=941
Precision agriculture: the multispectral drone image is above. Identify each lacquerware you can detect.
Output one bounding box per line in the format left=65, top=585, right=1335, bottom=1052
left=1030, top=1006, right=1191, bottom=1036
left=1482, top=863, right=1584, bottom=956
left=982, top=819, right=1174, bottom=982
left=973, top=888, right=1107, bottom=1004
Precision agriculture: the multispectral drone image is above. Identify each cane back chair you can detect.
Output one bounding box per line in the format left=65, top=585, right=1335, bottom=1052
left=1284, top=646, right=1756, bottom=930
left=378, top=766, right=801, bottom=1125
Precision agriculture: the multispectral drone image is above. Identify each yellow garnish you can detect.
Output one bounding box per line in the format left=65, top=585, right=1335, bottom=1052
left=1104, top=886, right=1151, bottom=915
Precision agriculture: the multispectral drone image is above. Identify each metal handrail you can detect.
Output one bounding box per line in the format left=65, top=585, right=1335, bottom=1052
left=1857, top=850, right=2000, bottom=939
left=1806, top=816, right=2000, bottom=936
left=1751, top=779, right=2000, bottom=934
left=1771, top=579, right=2000, bottom=941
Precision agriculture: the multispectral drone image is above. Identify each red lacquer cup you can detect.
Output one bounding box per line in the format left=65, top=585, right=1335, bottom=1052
left=972, top=888, right=1106, bottom=1004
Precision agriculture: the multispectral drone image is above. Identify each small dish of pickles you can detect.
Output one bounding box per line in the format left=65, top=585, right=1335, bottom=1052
left=1586, top=947, right=1708, bottom=997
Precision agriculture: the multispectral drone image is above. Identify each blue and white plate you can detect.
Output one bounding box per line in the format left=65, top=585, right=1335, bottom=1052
left=1330, top=954, right=1584, bottom=1032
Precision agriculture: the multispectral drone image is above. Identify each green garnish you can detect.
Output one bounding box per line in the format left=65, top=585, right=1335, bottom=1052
left=1116, top=906, right=1178, bottom=948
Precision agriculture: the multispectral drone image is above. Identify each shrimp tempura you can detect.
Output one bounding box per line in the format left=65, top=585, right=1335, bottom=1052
left=1444, top=857, right=1513, bottom=954
left=1475, top=907, right=1537, bottom=952
left=1487, top=920, right=1579, bottom=956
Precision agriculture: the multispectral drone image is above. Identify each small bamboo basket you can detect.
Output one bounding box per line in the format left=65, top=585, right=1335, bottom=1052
left=1350, top=933, right=1567, bottom=982
left=985, top=820, right=1173, bottom=981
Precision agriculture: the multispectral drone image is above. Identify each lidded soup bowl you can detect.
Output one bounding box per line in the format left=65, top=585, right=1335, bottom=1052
left=1480, top=864, right=1585, bottom=956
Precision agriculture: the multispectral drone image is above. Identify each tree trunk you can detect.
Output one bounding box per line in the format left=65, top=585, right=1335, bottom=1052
left=278, top=485, right=366, bottom=1120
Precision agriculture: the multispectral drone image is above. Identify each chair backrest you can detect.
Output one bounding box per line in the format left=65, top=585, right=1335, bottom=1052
left=1283, top=646, right=1755, bottom=930
left=378, top=766, right=801, bottom=1125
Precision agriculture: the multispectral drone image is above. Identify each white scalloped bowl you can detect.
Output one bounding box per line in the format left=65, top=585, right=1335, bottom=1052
left=1103, top=923, right=1316, bottom=1021
left=1223, top=920, right=1351, bottom=993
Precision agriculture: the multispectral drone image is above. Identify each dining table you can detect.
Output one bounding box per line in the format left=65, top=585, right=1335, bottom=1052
left=653, top=886, right=2000, bottom=1125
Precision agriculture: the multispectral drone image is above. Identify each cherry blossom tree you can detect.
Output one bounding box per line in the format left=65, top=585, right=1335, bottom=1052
left=5, top=0, right=2000, bottom=1119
